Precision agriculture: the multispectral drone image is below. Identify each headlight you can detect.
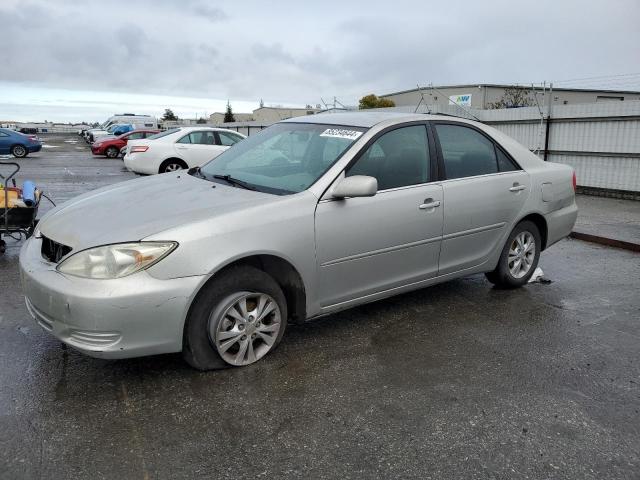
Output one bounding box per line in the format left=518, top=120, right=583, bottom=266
left=57, top=242, right=177, bottom=279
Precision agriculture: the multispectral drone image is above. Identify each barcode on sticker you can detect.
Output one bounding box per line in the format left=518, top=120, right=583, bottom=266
left=319, top=129, right=363, bottom=140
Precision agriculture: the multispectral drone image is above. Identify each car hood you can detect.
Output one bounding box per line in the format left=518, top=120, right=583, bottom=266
left=38, top=173, right=279, bottom=251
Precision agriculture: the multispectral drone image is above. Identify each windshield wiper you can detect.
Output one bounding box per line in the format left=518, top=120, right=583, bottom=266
left=212, top=174, right=258, bottom=191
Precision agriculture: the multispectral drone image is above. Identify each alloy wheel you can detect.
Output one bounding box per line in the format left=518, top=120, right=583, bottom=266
left=165, top=163, right=183, bottom=172
left=508, top=231, right=535, bottom=279
left=12, top=146, right=26, bottom=157
left=210, top=292, right=282, bottom=366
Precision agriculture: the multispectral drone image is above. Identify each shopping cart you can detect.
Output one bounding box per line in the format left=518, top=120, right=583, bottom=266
left=0, top=162, right=40, bottom=254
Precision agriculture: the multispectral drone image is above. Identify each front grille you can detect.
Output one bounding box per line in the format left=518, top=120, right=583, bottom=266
left=41, top=235, right=72, bottom=263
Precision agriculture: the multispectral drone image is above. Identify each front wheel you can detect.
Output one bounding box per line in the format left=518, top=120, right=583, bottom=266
left=183, top=266, right=288, bottom=370
left=485, top=220, right=541, bottom=289
left=11, top=145, right=28, bottom=158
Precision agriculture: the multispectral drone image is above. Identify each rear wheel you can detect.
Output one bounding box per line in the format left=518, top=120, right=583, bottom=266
left=11, top=145, right=27, bottom=158
left=183, top=266, right=288, bottom=370
left=485, top=220, right=541, bottom=289
left=159, top=159, right=187, bottom=173
left=105, top=146, right=119, bottom=158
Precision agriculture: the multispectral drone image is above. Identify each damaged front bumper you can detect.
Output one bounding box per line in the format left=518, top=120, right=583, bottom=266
left=19, top=236, right=204, bottom=359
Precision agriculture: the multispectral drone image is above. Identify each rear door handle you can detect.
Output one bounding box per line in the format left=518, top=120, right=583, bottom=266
left=509, top=184, right=526, bottom=192
left=419, top=199, right=441, bottom=210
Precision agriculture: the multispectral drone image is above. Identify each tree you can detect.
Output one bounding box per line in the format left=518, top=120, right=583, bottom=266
left=358, top=94, right=395, bottom=109
left=162, top=108, right=178, bottom=121
left=196, top=117, right=207, bottom=124
left=487, top=87, right=535, bottom=109
left=224, top=101, right=235, bottom=123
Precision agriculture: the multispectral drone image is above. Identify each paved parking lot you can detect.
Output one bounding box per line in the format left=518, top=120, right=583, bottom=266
left=1, top=135, right=639, bottom=479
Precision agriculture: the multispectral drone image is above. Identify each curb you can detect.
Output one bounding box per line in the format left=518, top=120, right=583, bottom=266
left=570, top=231, right=640, bottom=253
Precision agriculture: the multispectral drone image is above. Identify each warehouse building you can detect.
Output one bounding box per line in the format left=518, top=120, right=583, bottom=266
left=380, top=84, right=640, bottom=109
left=208, top=112, right=255, bottom=124
left=209, top=106, right=322, bottom=125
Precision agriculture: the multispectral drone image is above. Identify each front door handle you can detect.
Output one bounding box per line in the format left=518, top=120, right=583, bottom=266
left=419, top=199, right=441, bottom=210
left=509, top=184, right=526, bottom=192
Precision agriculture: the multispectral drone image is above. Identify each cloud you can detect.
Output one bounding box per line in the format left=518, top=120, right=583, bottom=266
left=191, top=3, right=228, bottom=23
left=0, top=0, right=639, bottom=119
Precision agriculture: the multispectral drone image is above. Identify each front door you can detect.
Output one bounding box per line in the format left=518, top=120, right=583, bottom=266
left=315, top=124, right=443, bottom=308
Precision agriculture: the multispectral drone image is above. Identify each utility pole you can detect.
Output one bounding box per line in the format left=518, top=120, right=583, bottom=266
left=543, top=82, right=553, bottom=161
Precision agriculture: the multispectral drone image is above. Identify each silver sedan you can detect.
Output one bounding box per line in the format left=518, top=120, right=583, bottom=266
left=20, top=112, right=578, bottom=369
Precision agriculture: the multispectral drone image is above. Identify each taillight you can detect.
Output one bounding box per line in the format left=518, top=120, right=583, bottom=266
left=572, top=171, right=577, bottom=191
left=130, top=145, right=149, bottom=153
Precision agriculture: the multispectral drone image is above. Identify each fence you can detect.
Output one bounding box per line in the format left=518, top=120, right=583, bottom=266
left=381, top=101, right=640, bottom=196
left=211, top=121, right=271, bottom=137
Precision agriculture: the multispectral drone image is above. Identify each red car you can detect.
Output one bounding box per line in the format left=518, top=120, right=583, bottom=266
left=91, top=129, right=160, bottom=158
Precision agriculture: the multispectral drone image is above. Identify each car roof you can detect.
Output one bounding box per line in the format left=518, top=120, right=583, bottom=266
left=280, top=111, right=479, bottom=128
left=176, top=126, right=244, bottom=133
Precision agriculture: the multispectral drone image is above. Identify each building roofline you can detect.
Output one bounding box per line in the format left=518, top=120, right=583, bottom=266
left=381, top=84, right=640, bottom=97
left=253, top=106, right=322, bottom=111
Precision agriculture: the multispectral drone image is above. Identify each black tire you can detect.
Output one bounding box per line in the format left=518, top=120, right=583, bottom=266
left=105, top=146, right=119, bottom=158
left=0, top=240, right=6, bottom=255
left=159, top=159, right=187, bottom=173
left=11, top=145, right=28, bottom=158
left=183, top=265, right=288, bottom=370
left=485, top=220, right=541, bottom=289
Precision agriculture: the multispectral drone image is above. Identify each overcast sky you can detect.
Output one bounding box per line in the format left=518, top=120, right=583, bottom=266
left=1, top=0, right=639, bottom=122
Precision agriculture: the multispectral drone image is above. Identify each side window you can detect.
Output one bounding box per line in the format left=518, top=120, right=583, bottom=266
left=190, top=132, right=205, bottom=144
left=346, top=125, right=430, bottom=190
left=435, top=124, right=498, bottom=179
left=496, top=147, right=519, bottom=172
left=127, top=132, right=144, bottom=140
left=0, top=132, right=9, bottom=137
left=177, top=134, right=191, bottom=144
left=200, top=131, right=216, bottom=145
left=217, top=131, right=242, bottom=146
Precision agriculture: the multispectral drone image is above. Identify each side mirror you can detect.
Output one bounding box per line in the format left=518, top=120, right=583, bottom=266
left=332, top=175, right=378, bottom=199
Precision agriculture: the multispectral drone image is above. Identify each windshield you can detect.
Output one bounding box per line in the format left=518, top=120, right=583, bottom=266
left=199, top=123, right=366, bottom=195
left=147, top=128, right=180, bottom=140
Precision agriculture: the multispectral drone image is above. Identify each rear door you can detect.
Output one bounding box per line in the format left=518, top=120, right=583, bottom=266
left=432, top=122, right=530, bottom=275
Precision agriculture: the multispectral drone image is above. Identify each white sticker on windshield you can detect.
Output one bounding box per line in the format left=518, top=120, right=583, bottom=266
left=319, top=128, right=363, bottom=140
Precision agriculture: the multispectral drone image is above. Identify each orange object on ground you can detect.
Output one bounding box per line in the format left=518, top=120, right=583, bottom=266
left=0, top=187, right=22, bottom=208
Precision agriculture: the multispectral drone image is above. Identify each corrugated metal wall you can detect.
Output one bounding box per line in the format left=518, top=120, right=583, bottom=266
left=381, top=101, right=640, bottom=193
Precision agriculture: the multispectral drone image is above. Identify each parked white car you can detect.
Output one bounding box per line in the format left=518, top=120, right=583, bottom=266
left=124, top=127, right=246, bottom=174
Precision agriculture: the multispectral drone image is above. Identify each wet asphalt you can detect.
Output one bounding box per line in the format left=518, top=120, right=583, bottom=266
left=0, top=135, right=639, bottom=479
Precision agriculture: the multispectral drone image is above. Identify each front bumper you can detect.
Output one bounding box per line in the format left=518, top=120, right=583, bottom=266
left=91, top=145, right=105, bottom=155
left=19, top=236, right=204, bottom=359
